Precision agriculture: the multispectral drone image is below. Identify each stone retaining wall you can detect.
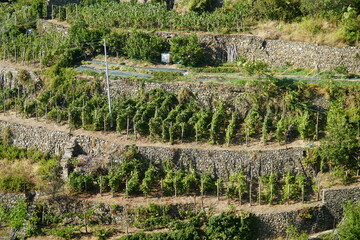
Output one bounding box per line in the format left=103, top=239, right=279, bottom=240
left=322, top=185, right=360, bottom=224
left=0, top=119, right=311, bottom=179
left=1, top=186, right=359, bottom=239
left=156, top=32, right=360, bottom=74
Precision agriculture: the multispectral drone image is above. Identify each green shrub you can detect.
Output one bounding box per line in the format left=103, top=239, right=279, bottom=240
left=151, top=71, right=184, bottom=82
left=186, top=0, right=216, bottom=12
left=68, top=171, right=97, bottom=193
left=337, top=201, right=360, bottom=240
left=205, top=211, right=257, bottom=240
left=124, top=32, right=167, bottom=62
left=46, top=225, right=81, bottom=239
left=170, top=35, right=204, bottom=67
left=9, top=200, right=28, bottom=230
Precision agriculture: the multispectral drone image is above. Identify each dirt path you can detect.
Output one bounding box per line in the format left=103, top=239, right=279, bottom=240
left=0, top=112, right=309, bottom=152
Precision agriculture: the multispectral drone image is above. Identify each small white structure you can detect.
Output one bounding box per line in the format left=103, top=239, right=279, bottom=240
left=161, top=53, right=171, bottom=64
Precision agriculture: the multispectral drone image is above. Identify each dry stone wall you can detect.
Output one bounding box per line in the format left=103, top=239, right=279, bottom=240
left=1, top=186, right=359, bottom=239
left=0, top=119, right=311, bottom=179
left=110, top=79, right=250, bottom=110
left=322, top=185, right=360, bottom=224
left=156, top=32, right=360, bottom=74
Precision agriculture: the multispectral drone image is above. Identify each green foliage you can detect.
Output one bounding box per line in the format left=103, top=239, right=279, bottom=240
left=124, top=31, right=167, bottom=62
left=318, top=100, right=359, bottom=169
left=0, top=173, right=33, bottom=193
left=252, top=0, right=302, bottom=22
left=227, top=171, right=247, bottom=202
left=170, top=35, right=204, bottom=67
left=200, top=172, right=216, bottom=195
left=209, top=102, right=227, bottom=144
left=244, top=105, right=261, bottom=138
left=68, top=171, right=97, bottom=193
left=108, top=146, right=148, bottom=195
left=140, top=164, right=158, bottom=196
left=260, top=173, right=278, bottom=204
left=134, top=203, right=171, bottom=230
left=95, top=227, right=114, bottom=240
left=225, top=112, right=238, bottom=146
left=297, top=111, right=315, bottom=140
left=285, top=224, right=308, bottom=240
left=238, top=59, right=269, bottom=77
left=282, top=171, right=296, bottom=202
left=205, top=211, right=257, bottom=240
left=337, top=201, right=360, bottom=240
left=46, top=225, right=81, bottom=239
left=186, top=0, right=216, bottom=12
left=341, top=6, right=360, bottom=45
left=152, top=71, right=184, bottom=82
left=9, top=199, right=28, bottom=230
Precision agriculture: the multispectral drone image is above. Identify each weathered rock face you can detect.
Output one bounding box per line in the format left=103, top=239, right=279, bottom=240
left=0, top=119, right=312, bottom=179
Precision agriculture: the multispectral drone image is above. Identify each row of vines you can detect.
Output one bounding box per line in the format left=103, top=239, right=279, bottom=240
left=1, top=65, right=359, bottom=169
left=69, top=146, right=314, bottom=205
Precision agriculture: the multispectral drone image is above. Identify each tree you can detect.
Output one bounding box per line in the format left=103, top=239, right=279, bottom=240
left=124, top=31, right=167, bottom=62
left=319, top=100, right=358, bottom=169
left=170, top=34, right=204, bottom=67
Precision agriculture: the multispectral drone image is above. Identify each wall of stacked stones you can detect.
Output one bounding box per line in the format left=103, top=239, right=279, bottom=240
left=156, top=32, right=360, bottom=74
left=0, top=119, right=312, bottom=179
left=1, top=186, right=360, bottom=239
left=37, top=19, right=360, bottom=74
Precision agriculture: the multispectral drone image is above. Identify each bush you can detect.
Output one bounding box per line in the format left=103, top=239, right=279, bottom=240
left=186, top=0, right=216, bottom=12
left=68, top=171, right=97, bottom=193
left=205, top=211, right=257, bottom=240
left=170, top=35, right=204, bottom=67
left=46, top=225, right=81, bottom=239
left=124, top=32, right=167, bottom=62
left=0, top=174, right=33, bottom=193
left=337, top=201, right=360, bottom=240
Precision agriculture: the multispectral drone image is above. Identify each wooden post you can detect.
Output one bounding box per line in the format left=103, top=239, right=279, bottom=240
left=134, top=120, right=137, bottom=139
left=316, top=113, right=319, bottom=140
left=287, top=183, right=290, bottom=205
left=195, top=125, right=198, bottom=143
left=258, top=178, right=261, bottom=205
left=194, top=195, right=197, bottom=215
left=270, top=183, right=273, bottom=205
left=160, top=178, right=163, bottom=198
left=84, top=211, right=88, bottom=233
left=201, top=196, right=204, bottom=211
left=100, top=176, right=103, bottom=197
left=216, top=179, right=220, bottom=201
left=249, top=170, right=252, bottom=206
left=174, top=176, right=177, bottom=197
left=239, top=186, right=242, bottom=205
left=35, top=102, right=38, bottom=121
left=82, top=99, right=85, bottom=128
left=200, top=178, right=204, bottom=197
left=126, top=117, right=129, bottom=138
left=125, top=178, right=129, bottom=198
left=301, top=185, right=304, bottom=203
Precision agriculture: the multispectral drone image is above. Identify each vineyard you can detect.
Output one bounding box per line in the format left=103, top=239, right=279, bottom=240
left=0, top=0, right=359, bottom=239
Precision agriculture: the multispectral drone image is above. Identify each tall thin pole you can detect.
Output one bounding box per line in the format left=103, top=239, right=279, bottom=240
left=103, top=39, right=113, bottom=128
